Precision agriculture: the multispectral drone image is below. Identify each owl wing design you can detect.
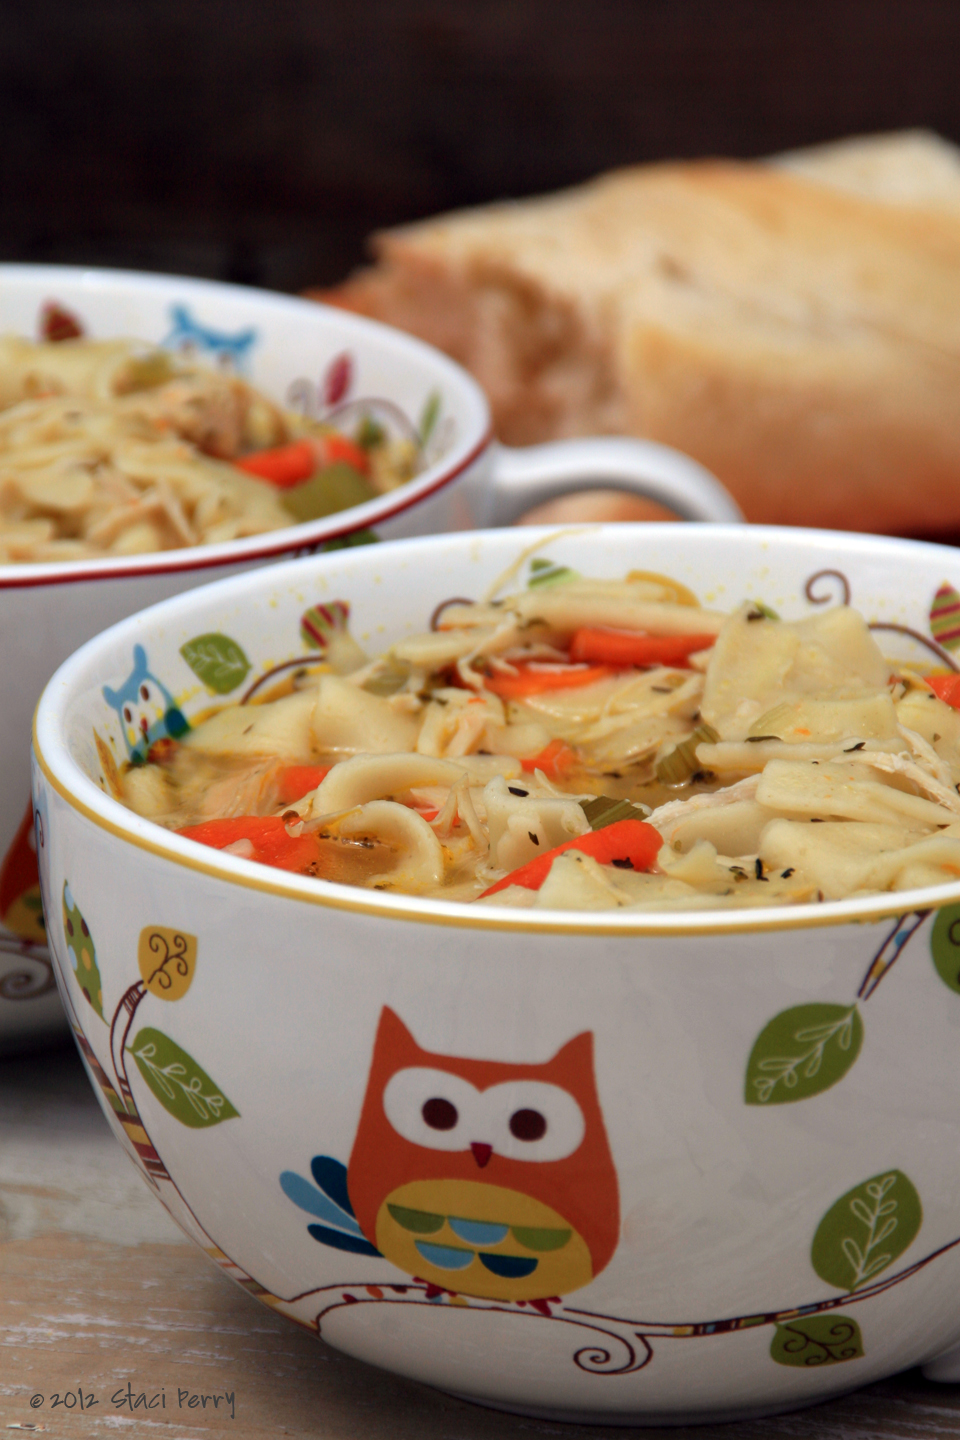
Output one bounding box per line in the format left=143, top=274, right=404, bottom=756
left=374, top=1178, right=593, bottom=1301
left=280, top=1155, right=381, bottom=1257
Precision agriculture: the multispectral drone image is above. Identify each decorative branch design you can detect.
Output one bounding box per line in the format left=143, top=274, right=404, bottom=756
left=858, top=910, right=930, bottom=1000
left=802, top=569, right=960, bottom=672
left=109, top=979, right=146, bottom=1110
left=240, top=657, right=326, bottom=704
left=867, top=622, right=960, bottom=672
left=277, top=1220, right=960, bottom=1379
left=304, top=1283, right=655, bottom=1377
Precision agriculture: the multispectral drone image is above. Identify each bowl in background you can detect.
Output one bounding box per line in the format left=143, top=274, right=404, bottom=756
left=0, top=265, right=739, bottom=1052
left=31, top=522, right=960, bottom=1423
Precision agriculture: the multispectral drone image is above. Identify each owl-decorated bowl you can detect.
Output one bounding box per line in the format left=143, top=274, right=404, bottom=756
left=32, top=523, right=960, bottom=1425
left=0, top=265, right=738, bottom=1053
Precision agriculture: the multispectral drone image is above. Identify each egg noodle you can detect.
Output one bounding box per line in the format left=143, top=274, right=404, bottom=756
left=117, top=568, right=960, bottom=912
left=0, top=336, right=418, bottom=563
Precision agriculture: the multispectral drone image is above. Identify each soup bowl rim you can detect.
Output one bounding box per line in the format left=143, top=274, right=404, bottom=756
left=33, top=521, right=960, bottom=939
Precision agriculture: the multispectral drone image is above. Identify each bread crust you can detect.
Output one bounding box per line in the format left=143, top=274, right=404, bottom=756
left=319, top=150, right=960, bottom=533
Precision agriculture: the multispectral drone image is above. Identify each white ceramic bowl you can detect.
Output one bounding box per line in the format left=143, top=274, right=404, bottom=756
left=37, top=521, right=960, bottom=1427
left=0, top=265, right=739, bottom=1052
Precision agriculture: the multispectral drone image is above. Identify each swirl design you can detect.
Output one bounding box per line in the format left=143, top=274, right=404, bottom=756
left=0, top=951, right=56, bottom=1000
left=804, top=569, right=851, bottom=607
left=779, top=1319, right=860, bottom=1366
left=573, top=1330, right=653, bottom=1375
left=430, top=597, right=475, bottom=631
left=286, top=377, right=316, bottom=417
left=144, top=931, right=189, bottom=990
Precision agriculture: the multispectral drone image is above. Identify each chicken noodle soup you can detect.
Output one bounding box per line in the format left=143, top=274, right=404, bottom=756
left=116, top=564, right=960, bottom=910
left=0, top=328, right=421, bottom=563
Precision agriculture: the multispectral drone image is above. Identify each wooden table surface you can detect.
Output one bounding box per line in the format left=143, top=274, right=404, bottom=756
left=4, top=1043, right=960, bottom=1439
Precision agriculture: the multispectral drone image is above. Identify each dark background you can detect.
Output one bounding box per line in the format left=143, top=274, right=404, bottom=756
left=5, top=0, right=960, bottom=293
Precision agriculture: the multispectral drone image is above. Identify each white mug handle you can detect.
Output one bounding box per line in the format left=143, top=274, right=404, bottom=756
left=481, top=437, right=743, bottom=526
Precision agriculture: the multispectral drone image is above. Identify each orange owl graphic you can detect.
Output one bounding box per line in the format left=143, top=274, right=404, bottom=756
left=0, top=802, right=45, bottom=945
left=329, top=1007, right=620, bottom=1303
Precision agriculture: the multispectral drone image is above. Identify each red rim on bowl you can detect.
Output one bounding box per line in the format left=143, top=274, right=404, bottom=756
left=0, top=264, right=493, bottom=589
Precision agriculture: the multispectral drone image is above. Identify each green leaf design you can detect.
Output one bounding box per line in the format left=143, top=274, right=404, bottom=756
left=930, top=582, right=960, bottom=651
left=300, top=600, right=349, bottom=650
left=770, top=1315, right=864, bottom=1367
left=418, top=390, right=441, bottom=445
left=931, top=904, right=960, bottom=995
left=179, top=633, right=251, bottom=694
left=745, top=1003, right=863, bottom=1104
left=62, top=881, right=105, bottom=1021
left=812, top=1170, right=922, bottom=1292
left=128, top=1027, right=239, bottom=1128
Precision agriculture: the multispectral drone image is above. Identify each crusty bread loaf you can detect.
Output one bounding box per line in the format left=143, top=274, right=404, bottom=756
left=774, top=130, right=960, bottom=215
left=319, top=134, right=960, bottom=534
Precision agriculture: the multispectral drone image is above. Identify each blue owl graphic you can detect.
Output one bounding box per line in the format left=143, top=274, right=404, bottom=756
left=102, top=645, right=188, bottom=764
left=162, top=305, right=257, bottom=371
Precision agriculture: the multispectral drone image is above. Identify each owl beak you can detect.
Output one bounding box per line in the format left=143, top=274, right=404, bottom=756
left=470, top=1142, right=493, bottom=1168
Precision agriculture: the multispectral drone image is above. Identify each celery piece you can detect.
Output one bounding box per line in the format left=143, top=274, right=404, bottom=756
left=281, top=462, right=377, bottom=523
left=581, top=795, right=649, bottom=831
left=655, top=723, right=721, bottom=785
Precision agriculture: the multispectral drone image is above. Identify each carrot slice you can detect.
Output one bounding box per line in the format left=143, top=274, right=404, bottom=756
left=177, top=816, right=321, bottom=874
left=926, top=673, right=960, bottom=709
left=484, top=662, right=612, bottom=700
left=520, top=739, right=577, bottom=777
left=276, top=765, right=332, bottom=805
left=569, top=627, right=717, bottom=668
left=236, top=440, right=318, bottom=487
left=480, top=818, right=662, bottom=898
left=317, top=433, right=371, bottom=473
left=237, top=436, right=369, bottom=488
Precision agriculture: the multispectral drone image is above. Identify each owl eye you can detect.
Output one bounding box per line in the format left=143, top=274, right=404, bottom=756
left=123, top=706, right=132, bottom=722
left=140, top=684, right=150, bottom=701
left=422, top=1097, right=458, bottom=1131
left=481, top=1081, right=585, bottom=1162
left=383, top=1067, right=482, bottom=1152
left=383, top=1067, right=587, bottom=1163
left=509, top=1108, right=547, bottom=1141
